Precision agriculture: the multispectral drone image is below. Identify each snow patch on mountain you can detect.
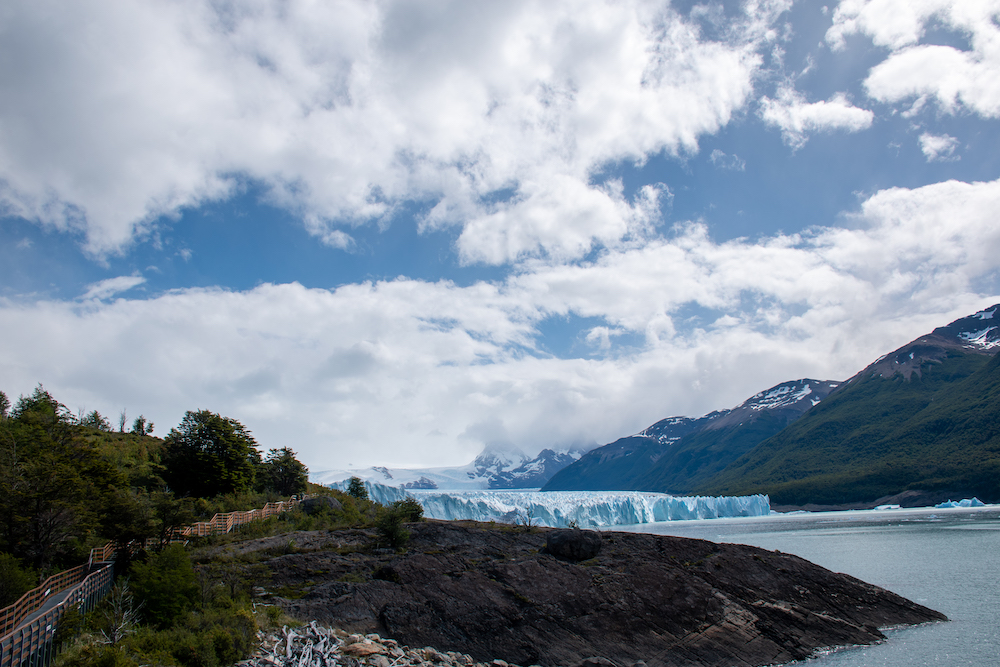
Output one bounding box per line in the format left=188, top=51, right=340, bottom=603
left=311, top=444, right=584, bottom=490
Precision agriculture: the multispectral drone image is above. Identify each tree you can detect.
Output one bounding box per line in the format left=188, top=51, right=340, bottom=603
left=1, top=386, right=116, bottom=572
left=131, top=415, right=153, bottom=436
left=81, top=410, right=113, bottom=431
left=130, top=544, right=198, bottom=628
left=0, top=552, right=35, bottom=607
left=347, top=476, right=368, bottom=500
left=258, top=447, right=308, bottom=496
left=118, top=409, right=128, bottom=433
left=0, top=391, right=9, bottom=420
left=162, top=410, right=262, bottom=498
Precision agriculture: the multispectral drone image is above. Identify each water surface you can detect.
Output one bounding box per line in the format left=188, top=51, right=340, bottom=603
left=619, top=506, right=1000, bottom=666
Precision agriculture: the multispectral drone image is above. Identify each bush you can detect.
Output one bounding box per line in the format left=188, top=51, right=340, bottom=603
left=130, top=544, right=199, bottom=628
left=391, top=497, right=424, bottom=522
left=0, top=553, right=36, bottom=607
left=375, top=506, right=410, bottom=549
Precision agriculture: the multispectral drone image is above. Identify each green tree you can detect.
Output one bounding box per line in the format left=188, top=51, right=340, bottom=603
left=162, top=411, right=262, bottom=498
left=0, top=386, right=120, bottom=572
left=257, top=447, right=308, bottom=496
left=130, top=415, right=153, bottom=436
left=130, top=544, right=198, bottom=628
left=151, top=491, right=196, bottom=550
left=80, top=410, right=113, bottom=431
left=375, top=505, right=410, bottom=549
left=0, top=390, right=9, bottom=420
left=347, top=476, right=368, bottom=500
left=0, top=552, right=36, bottom=607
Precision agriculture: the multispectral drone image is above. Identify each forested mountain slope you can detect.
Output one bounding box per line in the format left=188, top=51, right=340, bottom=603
left=700, top=306, right=1000, bottom=506
left=543, top=379, right=839, bottom=492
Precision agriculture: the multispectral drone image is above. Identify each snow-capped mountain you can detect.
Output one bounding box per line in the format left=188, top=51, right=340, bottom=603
left=704, top=303, right=1000, bottom=506
left=310, top=443, right=585, bottom=490
left=543, top=378, right=840, bottom=492
left=857, top=304, right=1000, bottom=381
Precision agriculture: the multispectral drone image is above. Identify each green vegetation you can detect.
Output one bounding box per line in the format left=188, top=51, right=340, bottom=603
left=701, top=351, right=1000, bottom=505
left=375, top=498, right=425, bottom=549
left=346, top=475, right=368, bottom=500
left=0, top=384, right=318, bottom=666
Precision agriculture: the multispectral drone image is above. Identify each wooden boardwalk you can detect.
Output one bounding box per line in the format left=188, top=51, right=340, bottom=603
left=0, top=497, right=304, bottom=667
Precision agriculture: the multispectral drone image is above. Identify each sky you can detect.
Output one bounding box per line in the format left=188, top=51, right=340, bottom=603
left=2, top=0, right=1000, bottom=473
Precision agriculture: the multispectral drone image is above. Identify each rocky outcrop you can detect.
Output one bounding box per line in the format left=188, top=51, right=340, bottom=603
left=257, top=521, right=945, bottom=667
left=544, top=528, right=602, bottom=561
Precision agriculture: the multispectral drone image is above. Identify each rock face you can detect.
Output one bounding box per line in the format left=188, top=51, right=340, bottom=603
left=544, top=528, right=602, bottom=561
left=260, top=521, right=945, bottom=667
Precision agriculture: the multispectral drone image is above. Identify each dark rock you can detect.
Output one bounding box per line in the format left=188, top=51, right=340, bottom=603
left=258, top=521, right=946, bottom=667
left=569, top=658, right=617, bottom=667
left=545, top=529, right=602, bottom=561
left=301, top=496, right=343, bottom=515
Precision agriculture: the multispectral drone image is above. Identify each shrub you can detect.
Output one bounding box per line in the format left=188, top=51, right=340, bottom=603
left=130, top=544, right=199, bottom=628
left=391, top=497, right=424, bottom=522
left=375, top=506, right=410, bottom=549
left=0, top=553, right=36, bottom=607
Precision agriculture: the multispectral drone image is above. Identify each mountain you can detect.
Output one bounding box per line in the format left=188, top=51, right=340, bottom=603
left=542, top=378, right=840, bottom=492
left=700, top=304, right=1000, bottom=506
left=310, top=444, right=584, bottom=490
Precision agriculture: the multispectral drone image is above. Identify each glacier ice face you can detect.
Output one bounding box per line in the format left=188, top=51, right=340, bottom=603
left=329, top=480, right=770, bottom=528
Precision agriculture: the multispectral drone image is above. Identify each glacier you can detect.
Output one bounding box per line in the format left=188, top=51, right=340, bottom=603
left=329, top=480, right=770, bottom=528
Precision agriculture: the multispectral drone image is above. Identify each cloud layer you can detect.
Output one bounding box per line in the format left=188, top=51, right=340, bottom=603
left=3, top=177, right=998, bottom=469
left=0, top=0, right=780, bottom=262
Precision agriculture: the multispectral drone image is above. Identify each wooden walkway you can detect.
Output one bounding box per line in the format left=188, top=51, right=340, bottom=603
left=0, top=497, right=304, bottom=667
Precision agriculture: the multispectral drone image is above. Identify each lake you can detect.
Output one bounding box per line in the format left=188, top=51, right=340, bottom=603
left=619, top=506, right=1000, bottom=666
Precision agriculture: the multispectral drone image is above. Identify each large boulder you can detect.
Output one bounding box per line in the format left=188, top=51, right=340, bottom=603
left=545, top=528, right=602, bottom=561
left=301, top=496, right=343, bottom=516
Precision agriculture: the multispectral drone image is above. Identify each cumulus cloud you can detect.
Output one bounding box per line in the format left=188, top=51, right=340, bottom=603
left=3, top=178, right=999, bottom=470
left=919, top=133, right=960, bottom=162
left=758, top=86, right=874, bottom=149
left=0, top=0, right=782, bottom=261
left=829, top=0, right=1000, bottom=117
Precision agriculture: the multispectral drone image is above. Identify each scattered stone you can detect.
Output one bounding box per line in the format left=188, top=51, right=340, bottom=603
left=569, top=658, right=616, bottom=667
left=544, top=528, right=602, bottom=561
left=239, top=623, right=481, bottom=667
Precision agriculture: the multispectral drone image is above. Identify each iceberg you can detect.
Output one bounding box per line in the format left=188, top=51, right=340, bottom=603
left=934, top=498, right=986, bottom=508
left=329, top=480, right=770, bottom=528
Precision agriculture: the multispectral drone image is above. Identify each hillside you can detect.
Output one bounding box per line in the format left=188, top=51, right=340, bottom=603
left=543, top=379, right=839, bottom=493
left=700, top=305, right=1000, bottom=506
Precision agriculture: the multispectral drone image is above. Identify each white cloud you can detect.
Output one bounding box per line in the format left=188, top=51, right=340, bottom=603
left=829, top=0, right=1000, bottom=117
left=3, top=177, right=999, bottom=471
left=758, top=86, right=874, bottom=148
left=709, top=149, right=746, bottom=171
left=0, top=0, right=783, bottom=262
left=919, top=132, right=960, bottom=162
left=80, top=275, right=147, bottom=300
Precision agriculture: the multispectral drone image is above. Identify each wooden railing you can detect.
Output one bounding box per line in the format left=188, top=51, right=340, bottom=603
left=0, top=563, right=114, bottom=667
left=0, top=496, right=305, bottom=649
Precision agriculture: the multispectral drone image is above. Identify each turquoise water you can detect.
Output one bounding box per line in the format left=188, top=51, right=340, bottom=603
left=620, top=506, right=1000, bottom=666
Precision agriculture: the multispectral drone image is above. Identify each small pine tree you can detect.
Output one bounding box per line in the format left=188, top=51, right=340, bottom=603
left=347, top=476, right=368, bottom=501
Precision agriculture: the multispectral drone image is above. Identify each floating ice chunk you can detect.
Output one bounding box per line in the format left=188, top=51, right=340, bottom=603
left=934, top=498, right=986, bottom=508
left=875, top=504, right=901, bottom=510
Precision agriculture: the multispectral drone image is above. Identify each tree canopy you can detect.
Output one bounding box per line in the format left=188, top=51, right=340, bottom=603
left=162, top=410, right=262, bottom=498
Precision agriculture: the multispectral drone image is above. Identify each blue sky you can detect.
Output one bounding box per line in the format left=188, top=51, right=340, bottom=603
left=2, top=0, right=1000, bottom=472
